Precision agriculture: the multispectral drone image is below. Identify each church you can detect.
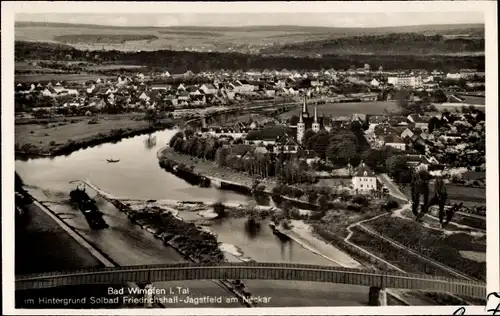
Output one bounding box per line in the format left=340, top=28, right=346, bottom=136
left=296, top=95, right=325, bottom=143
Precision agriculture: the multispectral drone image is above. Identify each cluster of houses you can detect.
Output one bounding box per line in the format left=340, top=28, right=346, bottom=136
left=195, top=100, right=484, bottom=194
left=15, top=65, right=485, bottom=114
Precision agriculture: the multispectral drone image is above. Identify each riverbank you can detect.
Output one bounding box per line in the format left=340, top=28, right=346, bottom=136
left=157, top=146, right=359, bottom=210
left=15, top=114, right=175, bottom=159
left=105, top=197, right=256, bottom=307
left=158, top=146, right=279, bottom=191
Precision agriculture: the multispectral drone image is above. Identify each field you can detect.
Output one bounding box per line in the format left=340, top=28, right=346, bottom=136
left=459, top=96, right=486, bottom=105
left=400, top=209, right=486, bottom=231
left=15, top=73, right=113, bottom=83
left=365, top=215, right=486, bottom=281
left=54, top=34, right=158, bottom=44
left=15, top=113, right=149, bottom=153
left=84, top=64, right=146, bottom=71
left=15, top=22, right=484, bottom=54
left=349, top=226, right=459, bottom=277
left=402, top=184, right=486, bottom=207
left=279, top=101, right=400, bottom=119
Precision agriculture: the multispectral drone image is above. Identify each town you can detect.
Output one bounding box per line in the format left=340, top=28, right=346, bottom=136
left=13, top=12, right=488, bottom=311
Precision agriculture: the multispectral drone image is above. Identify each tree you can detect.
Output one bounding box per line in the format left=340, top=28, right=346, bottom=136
left=385, top=155, right=409, bottom=182
left=215, top=147, right=229, bottom=167
left=311, top=131, right=330, bottom=159
left=302, top=129, right=316, bottom=149
left=184, top=129, right=194, bottom=139
left=169, top=132, right=184, bottom=147
left=361, top=148, right=383, bottom=170
left=394, top=89, right=411, bottom=109
left=326, top=139, right=356, bottom=166
left=428, top=117, right=441, bottom=133
left=317, top=194, right=329, bottom=216
left=290, top=115, right=300, bottom=126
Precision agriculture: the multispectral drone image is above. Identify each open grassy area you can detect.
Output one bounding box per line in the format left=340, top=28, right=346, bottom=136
left=15, top=73, right=113, bottom=83
left=349, top=226, right=458, bottom=277
left=54, top=34, right=159, bottom=44
left=402, top=184, right=486, bottom=207
left=365, top=215, right=486, bottom=281
left=15, top=113, right=165, bottom=157
left=459, top=96, right=485, bottom=105
left=279, top=101, right=400, bottom=119
left=401, top=208, right=486, bottom=232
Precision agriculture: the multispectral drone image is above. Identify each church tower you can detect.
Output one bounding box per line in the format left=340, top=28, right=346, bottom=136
left=297, top=104, right=306, bottom=143
left=301, top=94, right=309, bottom=119
left=312, top=102, right=320, bottom=132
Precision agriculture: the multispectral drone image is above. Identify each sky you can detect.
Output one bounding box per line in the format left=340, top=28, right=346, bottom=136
left=16, top=12, right=485, bottom=28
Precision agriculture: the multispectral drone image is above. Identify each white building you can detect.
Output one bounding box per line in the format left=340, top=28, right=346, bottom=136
left=446, top=73, right=462, bottom=80
left=352, top=163, right=377, bottom=193
left=387, top=75, right=422, bottom=88
left=383, top=135, right=406, bottom=151
left=370, top=79, right=380, bottom=87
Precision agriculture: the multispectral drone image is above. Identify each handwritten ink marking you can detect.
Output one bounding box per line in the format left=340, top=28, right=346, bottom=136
left=487, top=292, right=500, bottom=315
left=453, top=292, right=500, bottom=315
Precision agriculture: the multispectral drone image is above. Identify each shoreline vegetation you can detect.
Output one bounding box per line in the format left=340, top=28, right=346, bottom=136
left=15, top=116, right=175, bottom=160
left=106, top=197, right=261, bottom=307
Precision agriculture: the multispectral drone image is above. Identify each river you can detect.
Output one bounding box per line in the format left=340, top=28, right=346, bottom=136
left=14, top=128, right=381, bottom=306
left=16, top=129, right=250, bottom=203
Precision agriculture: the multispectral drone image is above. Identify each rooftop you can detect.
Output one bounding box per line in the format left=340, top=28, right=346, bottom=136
left=354, top=162, right=375, bottom=177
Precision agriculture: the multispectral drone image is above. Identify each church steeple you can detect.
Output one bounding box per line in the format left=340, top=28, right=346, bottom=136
left=301, top=94, right=309, bottom=118
left=312, top=99, right=320, bottom=133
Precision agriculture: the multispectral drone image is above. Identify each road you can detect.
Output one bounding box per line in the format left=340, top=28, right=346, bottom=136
left=377, top=173, right=409, bottom=202
left=21, top=186, right=383, bottom=307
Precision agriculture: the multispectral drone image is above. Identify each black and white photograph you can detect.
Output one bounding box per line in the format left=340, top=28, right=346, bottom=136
left=2, top=1, right=498, bottom=315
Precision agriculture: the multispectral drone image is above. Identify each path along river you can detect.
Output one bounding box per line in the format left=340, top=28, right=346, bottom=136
left=16, top=128, right=406, bottom=307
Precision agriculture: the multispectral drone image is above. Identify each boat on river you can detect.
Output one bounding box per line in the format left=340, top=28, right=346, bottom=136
left=69, top=186, right=109, bottom=230
left=106, top=158, right=120, bottom=163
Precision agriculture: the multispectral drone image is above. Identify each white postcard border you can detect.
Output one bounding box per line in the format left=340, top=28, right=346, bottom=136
left=2, top=1, right=498, bottom=315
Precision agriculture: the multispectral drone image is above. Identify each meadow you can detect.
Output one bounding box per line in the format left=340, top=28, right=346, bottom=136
left=15, top=73, right=113, bottom=83
left=459, top=96, right=486, bottom=105
left=279, top=101, right=401, bottom=118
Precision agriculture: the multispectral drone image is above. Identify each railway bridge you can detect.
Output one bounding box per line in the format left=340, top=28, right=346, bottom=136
left=16, top=262, right=485, bottom=306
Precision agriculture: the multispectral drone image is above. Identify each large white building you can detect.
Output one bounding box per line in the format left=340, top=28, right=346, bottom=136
left=387, top=75, right=423, bottom=88
left=352, top=162, right=377, bottom=193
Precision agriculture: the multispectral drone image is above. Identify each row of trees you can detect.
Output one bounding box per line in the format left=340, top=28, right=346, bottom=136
left=15, top=41, right=485, bottom=73
left=169, top=131, right=317, bottom=185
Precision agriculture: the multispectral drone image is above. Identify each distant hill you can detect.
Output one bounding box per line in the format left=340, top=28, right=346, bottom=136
left=15, top=21, right=484, bottom=55
left=262, top=32, right=485, bottom=56
left=14, top=40, right=485, bottom=74
left=15, top=21, right=484, bottom=35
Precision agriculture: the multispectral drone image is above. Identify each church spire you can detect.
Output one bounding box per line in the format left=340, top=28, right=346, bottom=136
left=302, top=94, right=308, bottom=114
left=313, top=103, right=318, bottom=123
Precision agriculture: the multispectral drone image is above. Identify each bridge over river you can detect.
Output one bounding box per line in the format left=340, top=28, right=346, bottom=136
left=16, top=262, right=486, bottom=305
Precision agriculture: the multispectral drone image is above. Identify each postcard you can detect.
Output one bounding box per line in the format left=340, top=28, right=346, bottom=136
left=2, top=1, right=498, bottom=315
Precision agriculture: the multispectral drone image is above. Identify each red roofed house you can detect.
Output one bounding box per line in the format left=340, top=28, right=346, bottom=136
left=352, top=162, right=377, bottom=193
